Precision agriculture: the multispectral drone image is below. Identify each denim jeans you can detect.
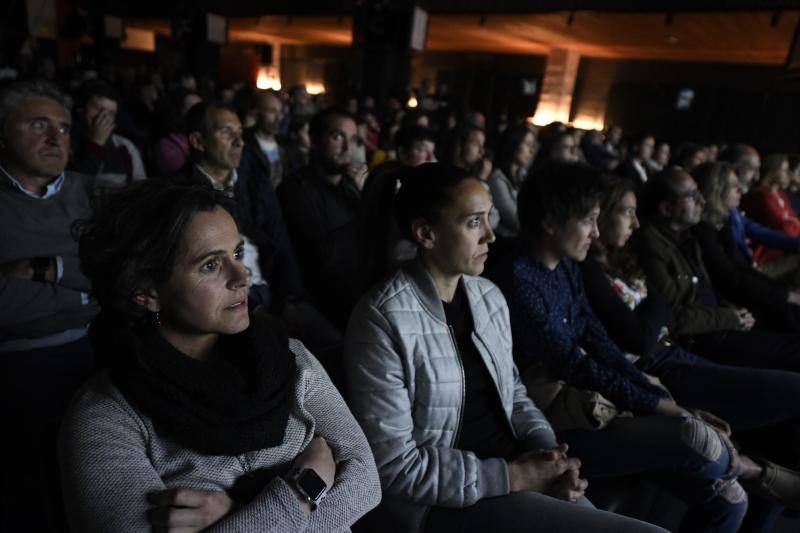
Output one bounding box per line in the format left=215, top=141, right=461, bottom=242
left=559, top=415, right=748, bottom=533
left=691, top=329, right=800, bottom=373
left=640, top=345, right=800, bottom=431
left=638, top=345, right=800, bottom=533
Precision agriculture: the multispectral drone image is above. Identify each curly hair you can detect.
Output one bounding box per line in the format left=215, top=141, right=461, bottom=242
left=74, top=180, right=237, bottom=326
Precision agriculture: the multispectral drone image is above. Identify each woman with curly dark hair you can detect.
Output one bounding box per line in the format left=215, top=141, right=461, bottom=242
left=60, top=180, right=380, bottom=532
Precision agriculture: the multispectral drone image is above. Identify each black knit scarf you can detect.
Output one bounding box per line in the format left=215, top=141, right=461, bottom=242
left=90, top=312, right=296, bottom=456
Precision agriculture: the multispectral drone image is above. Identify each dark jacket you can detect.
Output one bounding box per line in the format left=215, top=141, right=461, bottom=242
left=618, top=159, right=648, bottom=186
left=635, top=223, right=740, bottom=340
left=277, top=165, right=362, bottom=330
left=693, top=220, right=800, bottom=331
left=497, top=254, right=666, bottom=414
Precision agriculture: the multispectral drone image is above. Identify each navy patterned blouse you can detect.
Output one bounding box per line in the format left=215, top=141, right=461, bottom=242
left=499, top=254, right=666, bottom=414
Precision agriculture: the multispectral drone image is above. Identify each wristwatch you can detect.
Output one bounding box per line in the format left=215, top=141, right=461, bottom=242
left=288, top=468, right=328, bottom=510
left=31, top=257, right=51, bottom=283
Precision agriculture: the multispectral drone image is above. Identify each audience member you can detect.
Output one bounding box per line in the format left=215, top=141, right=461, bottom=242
left=285, top=116, right=311, bottom=176
left=495, top=162, right=752, bottom=533
left=536, top=128, right=580, bottom=168
left=741, top=153, right=800, bottom=265
left=580, top=130, right=618, bottom=171
left=636, top=167, right=800, bottom=372
left=582, top=175, right=800, bottom=529
left=345, top=162, right=665, bottom=533
left=488, top=125, right=537, bottom=238
left=603, top=125, right=623, bottom=159
left=693, top=161, right=800, bottom=330
left=0, top=80, right=98, bottom=531
left=719, top=143, right=761, bottom=193
left=244, top=90, right=287, bottom=190
left=446, top=124, right=492, bottom=181
left=70, top=80, right=147, bottom=186
left=672, top=142, right=707, bottom=173
left=786, top=153, right=800, bottom=214
left=62, top=180, right=380, bottom=531
left=278, top=108, right=367, bottom=330
left=713, top=145, right=800, bottom=276
left=182, top=102, right=342, bottom=371
left=645, top=140, right=670, bottom=174
left=618, top=133, right=655, bottom=185
left=357, top=125, right=437, bottom=288
left=152, top=88, right=202, bottom=177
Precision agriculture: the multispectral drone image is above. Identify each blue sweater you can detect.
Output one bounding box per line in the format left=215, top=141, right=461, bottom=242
left=730, top=209, right=800, bottom=264
left=500, top=255, right=665, bottom=414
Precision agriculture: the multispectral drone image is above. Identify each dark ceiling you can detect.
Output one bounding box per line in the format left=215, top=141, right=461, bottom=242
left=99, top=0, right=800, bottom=18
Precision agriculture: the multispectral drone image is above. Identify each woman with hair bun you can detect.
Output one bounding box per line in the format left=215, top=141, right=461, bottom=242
left=344, top=162, right=664, bottom=533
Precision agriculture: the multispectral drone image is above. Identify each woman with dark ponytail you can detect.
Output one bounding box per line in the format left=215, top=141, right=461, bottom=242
left=344, top=162, right=664, bottom=533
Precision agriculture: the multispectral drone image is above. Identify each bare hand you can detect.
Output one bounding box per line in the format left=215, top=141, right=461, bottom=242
left=718, top=431, right=741, bottom=477
left=347, top=163, right=369, bottom=192
left=477, top=158, right=493, bottom=181
left=548, top=467, right=588, bottom=503
left=692, top=409, right=732, bottom=437
left=147, top=488, right=233, bottom=533
left=89, top=108, right=115, bottom=146
left=0, top=258, right=33, bottom=280
left=736, top=308, right=756, bottom=331
left=0, top=257, right=55, bottom=282
left=508, top=443, right=578, bottom=493
left=293, top=436, right=336, bottom=489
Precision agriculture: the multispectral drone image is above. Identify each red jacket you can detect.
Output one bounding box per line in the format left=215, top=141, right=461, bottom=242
left=741, top=188, right=800, bottom=262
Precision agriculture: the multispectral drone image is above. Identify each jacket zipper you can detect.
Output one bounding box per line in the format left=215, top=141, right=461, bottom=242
left=448, top=325, right=466, bottom=447
left=473, top=333, right=517, bottom=440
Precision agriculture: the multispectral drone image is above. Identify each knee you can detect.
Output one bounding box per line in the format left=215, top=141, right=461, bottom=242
left=680, top=417, right=724, bottom=462
left=716, top=479, right=749, bottom=522
left=717, top=479, right=748, bottom=506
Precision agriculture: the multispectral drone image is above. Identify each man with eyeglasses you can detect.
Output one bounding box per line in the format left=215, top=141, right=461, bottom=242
left=0, top=80, right=98, bottom=531
left=636, top=166, right=800, bottom=375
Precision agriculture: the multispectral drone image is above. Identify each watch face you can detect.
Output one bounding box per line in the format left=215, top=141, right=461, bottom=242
left=298, top=469, right=327, bottom=501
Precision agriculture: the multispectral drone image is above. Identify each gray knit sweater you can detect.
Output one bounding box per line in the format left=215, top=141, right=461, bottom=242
left=0, top=171, right=99, bottom=339
left=59, top=339, right=381, bottom=532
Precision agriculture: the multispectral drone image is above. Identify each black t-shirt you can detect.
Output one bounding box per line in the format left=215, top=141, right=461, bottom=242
left=443, top=286, right=521, bottom=461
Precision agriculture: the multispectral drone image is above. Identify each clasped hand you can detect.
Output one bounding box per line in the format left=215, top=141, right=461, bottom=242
left=508, top=443, right=588, bottom=503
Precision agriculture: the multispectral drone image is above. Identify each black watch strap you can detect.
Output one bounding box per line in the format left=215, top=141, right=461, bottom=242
left=288, top=468, right=328, bottom=510
left=31, top=257, right=51, bottom=283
